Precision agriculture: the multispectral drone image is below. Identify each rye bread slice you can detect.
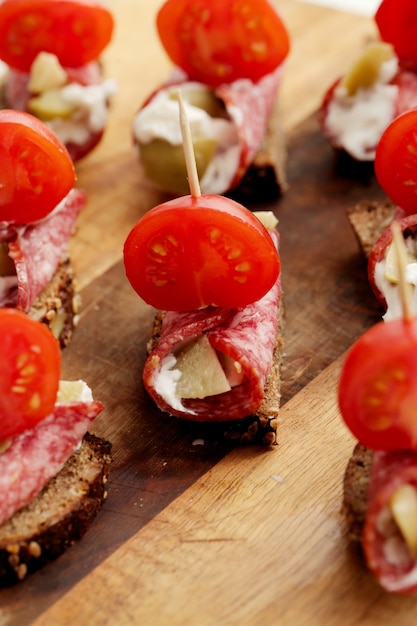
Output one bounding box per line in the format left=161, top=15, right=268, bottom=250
left=28, top=257, right=81, bottom=348
left=347, top=200, right=396, bottom=258
left=343, top=443, right=373, bottom=542
left=0, top=432, right=112, bottom=586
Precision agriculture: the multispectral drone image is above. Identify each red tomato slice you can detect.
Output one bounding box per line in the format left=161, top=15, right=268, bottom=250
left=123, top=194, right=280, bottom=311
left=0, top=109, right=75, bottom=224
left=0, top=308, right=61, bottom=440
left=338, top=317, right=417, bottom=451
left=374, top=109, right=417, bottom=216
left=375, top=0, right=417, bottom=69
left=0, top=0, right=114, bottom=72
left=156, top=0, right=290, bottom=87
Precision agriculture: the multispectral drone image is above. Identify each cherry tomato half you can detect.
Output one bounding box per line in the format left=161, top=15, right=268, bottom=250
left=375, top=0, right=417, bottom=69
left=156, top=0, right=290, bottom=87
left=0, top=0, right=114, bottom=72
left=0, top=109, right=75, bottom=224
left=123, top=194, right=280, bottom=311
left=374, top=109, right=417, bottom=216
left=0, top=308, right=61, bottom=440
left=338, top=317, right=417, bottom=451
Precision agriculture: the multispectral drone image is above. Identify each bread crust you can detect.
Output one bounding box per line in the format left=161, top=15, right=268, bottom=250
left=28, top=257, right=81, bottom=348
left=346, top=200, right=396, bottom=258
left=0, top=433, right=112, bottom=586
left=343, top=443, right=373, bottom=542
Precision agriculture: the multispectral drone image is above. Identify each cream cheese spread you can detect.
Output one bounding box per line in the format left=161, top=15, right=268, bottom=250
left=325, top=57, right=399, bottom=161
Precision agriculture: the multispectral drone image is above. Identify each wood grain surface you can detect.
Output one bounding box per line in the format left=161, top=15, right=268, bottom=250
left=2, top=1, right=415, bottom=624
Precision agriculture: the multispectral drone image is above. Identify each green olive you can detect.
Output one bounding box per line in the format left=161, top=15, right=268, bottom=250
left=28, top=88, right=76, bottom=121
left=139, top=137, right=218, bottom=195
left=0, top=243, right=16, bottom=277
left=169, top=86, right=227, bottom=119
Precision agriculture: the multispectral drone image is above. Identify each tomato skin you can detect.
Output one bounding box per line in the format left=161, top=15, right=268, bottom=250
left=338, top=318, right=417, bottom=451
left=123, top=194, right=280, bottom=311
left=156, top=0, right=290, bottom=88
left=375, top=0, right=417, bottom=70
left=0, top=0, right=114, bottom=72
left=0, top=109, right=75, bottom=224
left=374, top=109, right=417, bottom=216
left=0, top=308, right=61, bottom=440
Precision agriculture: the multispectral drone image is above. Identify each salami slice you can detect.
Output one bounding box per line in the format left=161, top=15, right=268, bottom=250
left=320, top=68, right=417, bottom=161
left=143, top=233, right=282, bottom=422
left=363, top=449, right=417, bottom=594
left=0, top=400, right=104, bottom=526
left=4, top=61, right=114, bottom=162
left=4, top=188, right=86, bottom=312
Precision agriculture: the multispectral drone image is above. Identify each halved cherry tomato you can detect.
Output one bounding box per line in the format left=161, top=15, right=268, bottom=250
left=0, top=0, right=114, bottom=73
left=374, top=109, right=417, bottom=216
left=123, top=194, right=280, bottom=311
left=156, top=0, right=290, bottom=87
left=338, top=317, right=417, bottom=451
left=0, top=308, right=61, bottom=440
left=375, top=0, right=417, bottom=69
left=0, top=109, right=75, bottom=224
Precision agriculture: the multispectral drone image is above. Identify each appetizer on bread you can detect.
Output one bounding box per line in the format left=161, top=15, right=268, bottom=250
left=125, top=97, right=283, bottom=445
left=0, top=309, right=111, bottom=586
left=132, top=0, right=290, bottom=201
left=339, top=229, right=417, bottom=593
left=0, top=0, right=117, bottom=162
left=347, top=109, right=417, bottom=320
left=320, top=0, right=417, bottom=163
left=0, top=109, right=85, bottom=346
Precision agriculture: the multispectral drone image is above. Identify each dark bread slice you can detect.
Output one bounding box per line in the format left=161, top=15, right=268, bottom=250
left=343, top=443, right=373, bottom=542
left=347, top=200, right=396, bottom=258
left=0, top=432, right=112, bottom=586
left=147, top=303, right=284, bottom=446
left=28, top=257, right=81, bottom=348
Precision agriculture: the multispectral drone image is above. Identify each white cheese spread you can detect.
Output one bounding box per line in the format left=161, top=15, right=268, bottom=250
left=132, top=82, right=240, bottom=194
left=47, top=78, right=118, bottom=145
left=154, top=354, right=196, bottom=415
left=374, top=258, right=417, bottom=321
left=325, top=57, right=399, bottom=161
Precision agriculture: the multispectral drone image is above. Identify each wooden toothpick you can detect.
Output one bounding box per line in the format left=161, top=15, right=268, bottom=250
left=391, top=221, right=413, bottom=321
left=177, top=90, right=201, bottom=198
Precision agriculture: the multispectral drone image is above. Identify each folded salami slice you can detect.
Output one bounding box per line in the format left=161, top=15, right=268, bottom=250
left=320, top=67, right=417, bottom=162
left=4, top=61, right=116, bottom=162
left=1, top=188, right=85, bottom=311
left=143, top=253, right=282, bottom=423
left=0, top=400, right=104, bottom=526
left=363, top=449, right=417, bottom=594
left=133, top=65, right=285, bottom=197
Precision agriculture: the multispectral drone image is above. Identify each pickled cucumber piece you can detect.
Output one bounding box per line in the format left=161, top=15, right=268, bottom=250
left=385, top=240, right=417, bottom=283
left=340, top=42, right=395, bottom=96
left=0, top=243, right=15, bottom=277
left=28, top=52, right=68, bottom=93
left=390, top=484, right=417, bottom=557
left=28, top=88, right=76, bottom=121
left=58, top=380, right=91, bottom=402
left=174, top=335, right=231, bottom=399
left=169, top=85, right=227, bottom=119
left=140, top=137, right=217, bottom=195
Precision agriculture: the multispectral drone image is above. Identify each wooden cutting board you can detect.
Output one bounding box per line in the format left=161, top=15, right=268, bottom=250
left=3, top=1, right=416, bottom=624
